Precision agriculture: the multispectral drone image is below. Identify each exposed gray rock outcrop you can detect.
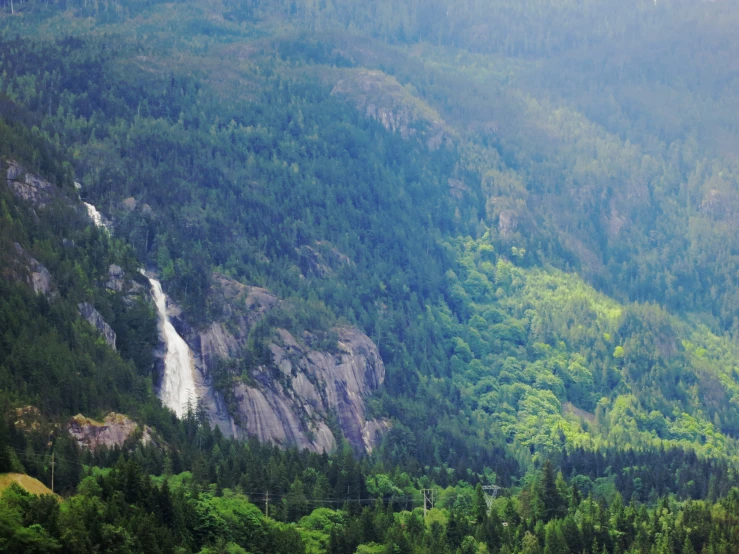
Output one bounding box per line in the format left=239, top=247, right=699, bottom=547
left=232, top=326, right=386, bottom=453
left=67, top=413, right=153, bottom=451
left=12, top=243, right=54, bottom=296
left=331, top=70, right=454, bottom=150
left=106, top=264, right=145, bottom=306
left=78, top=302, right=117, bottom=349
left=297, top=241, right=353, bottom=278
left=498, top=210, right=518, bottom=237
left=6, top=161, right=58, bottom=208
left=172, top=274, right=388, bottom=453
left=448, top=178, right=470, bottom=200
left=107, top=264, right=126, bottom=291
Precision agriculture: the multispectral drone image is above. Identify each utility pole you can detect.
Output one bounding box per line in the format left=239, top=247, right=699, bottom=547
left=422, top=489, right=436, bottom=518
left=50, top=452, right=55, bottom=494
left=482, top=485, right=500, bottom=510
left=265, top=490, right=269, bottom=518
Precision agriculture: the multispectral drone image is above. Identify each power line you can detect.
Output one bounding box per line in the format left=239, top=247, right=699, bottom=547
left=8, top=446, right=501, bottom=509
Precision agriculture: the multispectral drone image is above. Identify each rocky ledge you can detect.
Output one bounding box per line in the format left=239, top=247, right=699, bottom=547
left=67, top=413, right=153, bottom=451
left=6, top=160, right=59, bottom=208
left=78, top=302, right=117, bottom=350
left=331, top=69, right=454, bottom=150
left=233, top=326, right=388, bottom=453
left=11, top=243, right=54, bottom=296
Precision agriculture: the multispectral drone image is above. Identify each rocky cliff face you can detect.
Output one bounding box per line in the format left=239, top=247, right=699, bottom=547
left=172, top=274, right=388, bottom=453
left=331, top=69, right=454, bottom=150
left=6, top=160, right=59, bottom=208
left=67, top=413, right=153, bottom=451
left=78, top=302, right=117, bottom=349
left=106, top=264, right=146, bottom=306
left=234, top=326, right=387, bottom=453
left=3, top=163, right=58, bottom=289
left=5, top=162, right=131, bottom=344
left=11, top=243, right=55, bottom=296
left=10, top=242, right=121, bottom=352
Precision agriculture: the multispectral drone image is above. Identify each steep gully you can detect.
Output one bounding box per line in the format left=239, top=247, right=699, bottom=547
left=84, top=202, right=198, bottom=418
left=83, top=201, right=387, bottom=453
left=6, top=165, right=199, bottom=448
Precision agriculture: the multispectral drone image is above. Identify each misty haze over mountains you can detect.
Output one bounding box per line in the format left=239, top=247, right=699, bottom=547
left=1, top=1, right=739, bottom=552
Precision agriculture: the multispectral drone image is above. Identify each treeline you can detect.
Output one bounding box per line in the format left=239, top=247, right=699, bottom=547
left=7, top=389, right=738, bottom=516
left=4, top=453, right=739, bottom=553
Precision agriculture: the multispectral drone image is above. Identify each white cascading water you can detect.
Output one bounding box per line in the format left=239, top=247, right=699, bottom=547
left=82, top=196, right=197, bottom=418
left=142, top=272, right=198, bottom=418
left=83, top=202, right=111, bottom=232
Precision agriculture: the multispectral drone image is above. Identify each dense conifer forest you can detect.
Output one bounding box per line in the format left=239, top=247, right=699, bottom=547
left=2, top=0, right=739, bottom=552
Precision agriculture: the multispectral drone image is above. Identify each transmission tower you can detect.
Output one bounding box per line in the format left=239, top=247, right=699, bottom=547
left=482, top=485, right=500, bottom=510
left=421, top=488, right=436, bottom=518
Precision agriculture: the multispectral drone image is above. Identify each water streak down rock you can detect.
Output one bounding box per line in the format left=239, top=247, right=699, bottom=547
left=143, top=273, right=198, bottom=418
left=80, top=195, right=383, bottom=448
left=82, top=195, right=199, bottom=419
left=83, top=202, right=112, bottom=232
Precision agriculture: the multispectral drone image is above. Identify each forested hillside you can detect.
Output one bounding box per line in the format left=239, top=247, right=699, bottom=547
left=3, top=0, right=739, bottom=552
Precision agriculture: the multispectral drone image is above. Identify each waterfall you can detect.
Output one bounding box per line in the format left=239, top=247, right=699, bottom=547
left=82, top=196, right=197, bottom=418
left=83, top=202, right=111, bottom=232
left=143, top=272, right=198, bottom=418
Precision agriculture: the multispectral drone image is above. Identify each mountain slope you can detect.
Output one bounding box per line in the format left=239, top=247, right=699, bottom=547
left=7, top=2, right=739, bottom=553
left=2, top=0, right=739, bottom=488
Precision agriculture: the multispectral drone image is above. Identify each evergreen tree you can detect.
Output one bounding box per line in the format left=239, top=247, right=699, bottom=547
left=540, top=461, right=564, bottom=522
left=474, top=483, right=488, bottom=524
left=568, top=483, right=581, bottom=513
left=521, top=531, right=542, bottom=554
left=285, top=477, right=309, bottom=522
left=446, top=508, right=466, bottom=550
left=478, top=506, right=503, bottom=552
left=561, top=516, right=582, bottom=554
left=682, top=537, right=697, bottom=554
left=544, top=521, right=569, bottom=554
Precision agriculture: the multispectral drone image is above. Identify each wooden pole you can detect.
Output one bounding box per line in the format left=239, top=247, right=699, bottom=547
left=50, top=452, right=55, bottom=493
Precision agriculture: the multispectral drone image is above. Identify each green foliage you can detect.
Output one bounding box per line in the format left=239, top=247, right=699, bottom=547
left=3, top=0, right=739, bottom=477
left=3, top=5, right=739, bottom=552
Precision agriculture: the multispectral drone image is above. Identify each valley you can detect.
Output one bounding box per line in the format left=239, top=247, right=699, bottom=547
left=2, top=1, right=739, bottom=552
